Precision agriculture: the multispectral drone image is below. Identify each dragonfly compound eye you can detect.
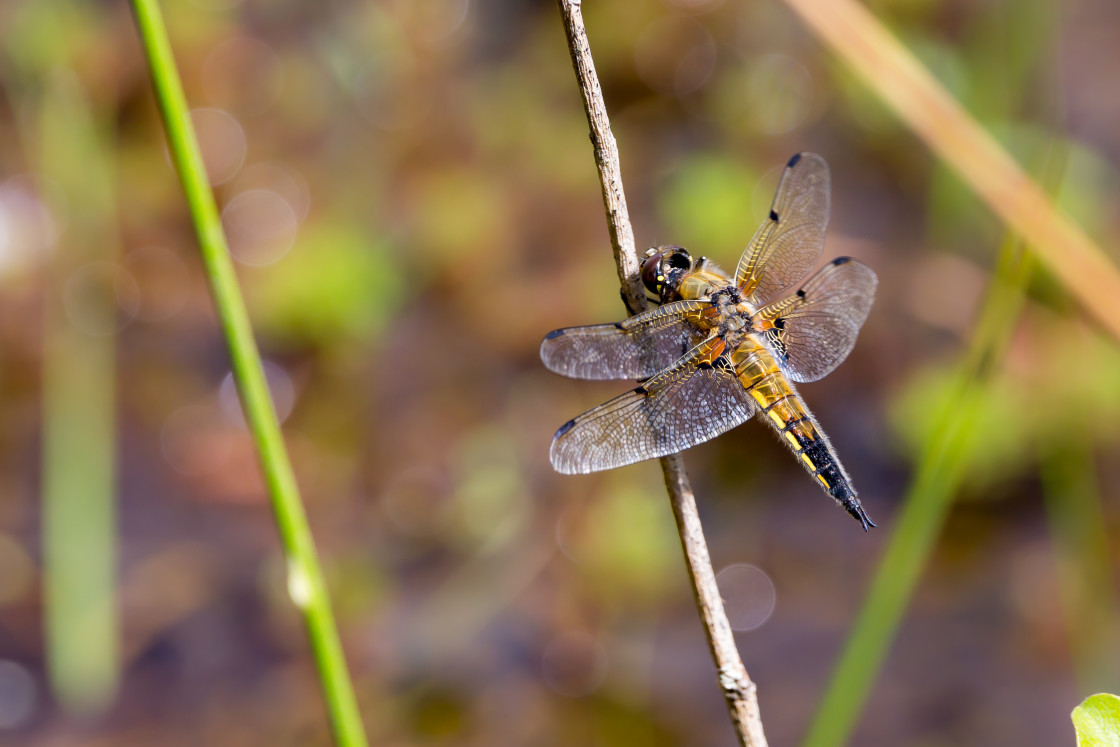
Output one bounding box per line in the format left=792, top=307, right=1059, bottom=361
left=664, top=247, right=692, bottom=271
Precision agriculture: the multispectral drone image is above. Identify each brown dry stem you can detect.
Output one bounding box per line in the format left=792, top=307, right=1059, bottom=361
left=554, top=3, right=768, bottom=745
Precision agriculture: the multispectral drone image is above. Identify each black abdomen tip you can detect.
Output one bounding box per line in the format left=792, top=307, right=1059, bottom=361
left=832, top=256, right=852, bottom=265
left=544, top=329, right=565, bottom=340
left=853, top=505, right=876, bottom=532
left=787, top=153, right=803, bottom=167
left=827, top=481, right=875, bottom=531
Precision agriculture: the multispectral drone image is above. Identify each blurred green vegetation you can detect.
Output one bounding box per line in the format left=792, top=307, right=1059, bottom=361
left=5, top=0, right=123, bottom=715
left=0, top=0, right=1118, bottom=745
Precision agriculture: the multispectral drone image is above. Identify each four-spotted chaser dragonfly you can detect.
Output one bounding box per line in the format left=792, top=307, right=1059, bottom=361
left=541, top=153, right=877, bottom=529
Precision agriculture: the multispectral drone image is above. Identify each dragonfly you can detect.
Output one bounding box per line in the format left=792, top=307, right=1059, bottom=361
left=540, top=153, right=878, bottom=529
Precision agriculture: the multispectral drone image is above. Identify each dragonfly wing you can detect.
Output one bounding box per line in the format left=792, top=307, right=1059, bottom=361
left=541, top=299, right=711, bottom=380
left=550, top=337, right=756, bottom=473
left=756, top=257, right=877, bottom=383
left=735, top=153, right=831, bottom=307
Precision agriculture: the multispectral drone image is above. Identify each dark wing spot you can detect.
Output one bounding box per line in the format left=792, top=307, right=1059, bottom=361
left=613, top=321, right=625, bottom=329
left=544, top=329, right=565, bottom=340
left=796, top=289, right=806, bottom=299
left=766, top=329, right=789, bottom=363
left=633, top=384, right=648, bottom=395
left=773, top=317, right=786, bottom=330
left=787, top=153, right=803, bottom=167
left=697, top=361, right=713, bottom=370
left=832, top=256, right=852, bottom=265
left=555, top=419, right=576, bottom=438
left=769, top=209, right=779, bottom=222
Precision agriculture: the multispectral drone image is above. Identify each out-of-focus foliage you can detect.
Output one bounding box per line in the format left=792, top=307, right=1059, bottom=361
left=891, top=327, right=1120, bottom=491
left=1073, top=694, right=1120, bottom=747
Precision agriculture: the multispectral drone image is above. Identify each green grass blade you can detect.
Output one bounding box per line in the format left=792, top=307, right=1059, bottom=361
left=127, top=1, right=368, bottom=744
left=40, top=70, right=119, bottom=716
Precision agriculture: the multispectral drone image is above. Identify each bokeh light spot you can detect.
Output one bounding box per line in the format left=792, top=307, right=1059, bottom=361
left=123, top=246, right=191, bottom=322
left=0, top=176, right=61, bottom=276
left=161, top=404, right=234, bottom=477
left=222, top=189, right=298, bottom=267
left=410, top=0, right=470, bottom=44
left=716, top=563, right=776, bottom=632
left=233, top=162, right=311, bottom=223
left=541, top=631, right=608, bottom=698
left=188, top=108, right=246, bottom=186
left=201, top=36, right=284, bottom=117
left=62, top=261, right=140, bottom=336
left=218, top=360, right=296, bottom=427
left=634, top=17, right=716, bottom=97
left=0, top=661, right=36, bottom=730
left=381, top=466, right=454, bottom=538
left=353, top=54, right=432, bottom=132
left=742, top=54, right=815, bottom=135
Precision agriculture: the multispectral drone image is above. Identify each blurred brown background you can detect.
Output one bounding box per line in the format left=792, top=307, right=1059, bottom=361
left=1, top=0, right=1120, bottom=744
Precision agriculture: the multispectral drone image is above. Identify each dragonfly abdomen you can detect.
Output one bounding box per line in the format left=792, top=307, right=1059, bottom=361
left=735, top=351, right=875, bottom=530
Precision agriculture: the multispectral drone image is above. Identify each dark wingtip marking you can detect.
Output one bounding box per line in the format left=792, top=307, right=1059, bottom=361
left=796, top=289, right=806, bottom=298
left=832, top=256, right=852, bottom=265
left=633, top=384, right=648, bottom=395
left=555, top=419, right=576, bottom=438
left=787, top=152, right=803, bottom=167
left=769, top=209, right=779, bottom=222
left=544, top=329, right=565, bottom=340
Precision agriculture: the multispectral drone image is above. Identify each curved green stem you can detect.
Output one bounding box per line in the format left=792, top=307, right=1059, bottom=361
left=128, top=1, right=368, bottom=744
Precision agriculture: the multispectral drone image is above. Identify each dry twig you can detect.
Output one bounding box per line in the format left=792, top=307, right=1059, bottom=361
left=554, top=3, right=768, bottom=745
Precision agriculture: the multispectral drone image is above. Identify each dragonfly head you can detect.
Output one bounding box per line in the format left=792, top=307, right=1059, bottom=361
left=642, top=245, right=693, bottom=303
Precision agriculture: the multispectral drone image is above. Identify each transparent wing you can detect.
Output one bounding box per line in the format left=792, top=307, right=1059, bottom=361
left=541, top=299, right=712, bottom=380
left=735, top=152, right=831, bottom=307
left=756, top=257, right=877, bottom=383
left=550, top=337, right=756, bottom=474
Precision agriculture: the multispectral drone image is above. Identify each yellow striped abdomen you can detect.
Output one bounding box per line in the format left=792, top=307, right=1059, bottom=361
left=732, top=340, right=874, bottom=529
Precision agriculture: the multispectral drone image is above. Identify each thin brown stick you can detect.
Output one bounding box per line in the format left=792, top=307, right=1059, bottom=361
left=554, top=3, right=767, bottom=745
